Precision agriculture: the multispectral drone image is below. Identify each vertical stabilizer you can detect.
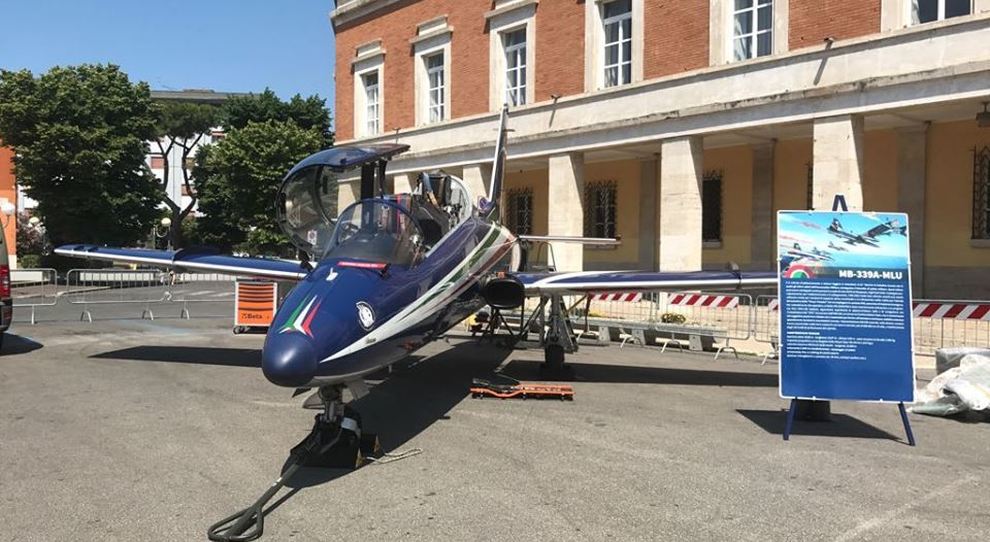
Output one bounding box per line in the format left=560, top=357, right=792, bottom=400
left=483, top=105, right=509, bottom=219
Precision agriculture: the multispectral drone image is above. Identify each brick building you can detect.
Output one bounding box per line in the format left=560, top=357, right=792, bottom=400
left=331, top=0, right=990, bottom=298
left=0, top=143, right=18, bottom=267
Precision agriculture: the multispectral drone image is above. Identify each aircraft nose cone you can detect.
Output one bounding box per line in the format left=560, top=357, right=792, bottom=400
left=262, top=332, right=318, bottom=387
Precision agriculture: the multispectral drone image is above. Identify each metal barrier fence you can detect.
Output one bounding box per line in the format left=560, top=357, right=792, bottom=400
left=64, top=269, right=169, bottom=321
left=578, top=291, right=752, bottom=337
left=561, top=290, right=754, bottom=356
left=11, top=268, right=59, bottom=324
left=4, top=268, right=239, bottom=323
left=10, top=266, right=990, bottom=359
left=167, top=272, right=237, bottom=318
left=912, top=299, right=990, bottom=356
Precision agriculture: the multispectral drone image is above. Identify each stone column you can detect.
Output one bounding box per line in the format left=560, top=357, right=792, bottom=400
left=812, top=115, right=865, bottom=211
left=658, top=136, right=704, bottom=271
left=461, top=163, right=492, bottom=205
left=547, top=153, right=584, bottom=272
left=750, top=142, right=775, bottom=268
left=638, top=158, right=659, bottom=269
left=392, top=173, right=415, bottom=194
left=337, top=180, right=360, bottom=210
left=896, top=124, right=928, bottom=296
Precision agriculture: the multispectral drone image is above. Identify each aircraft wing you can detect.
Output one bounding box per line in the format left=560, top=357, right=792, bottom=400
left=513, top=269, right=778, bottom=295
left=863, top=223, right=891, bottom=238
left=54, top=245, right=309, bottom=281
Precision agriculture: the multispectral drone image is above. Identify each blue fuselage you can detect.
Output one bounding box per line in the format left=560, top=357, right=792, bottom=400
left=261, top=218, right=515, bottom=388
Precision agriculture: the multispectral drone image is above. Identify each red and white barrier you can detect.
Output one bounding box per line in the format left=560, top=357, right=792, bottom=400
left=912, top=302, right=990, bottom=320
left=668, top=293, right=739, bottom=309
left=590, top=292, right=643, bottom=302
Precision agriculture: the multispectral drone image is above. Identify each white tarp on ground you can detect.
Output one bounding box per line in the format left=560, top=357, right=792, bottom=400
left=911, top=354, right=990, bottom=417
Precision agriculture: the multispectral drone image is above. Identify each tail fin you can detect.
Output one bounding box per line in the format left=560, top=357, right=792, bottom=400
left=483, top=105, right=509, bottom=219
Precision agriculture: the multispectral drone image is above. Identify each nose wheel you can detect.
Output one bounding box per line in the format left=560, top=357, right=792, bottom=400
left=207, top=386, right=380, bottom=542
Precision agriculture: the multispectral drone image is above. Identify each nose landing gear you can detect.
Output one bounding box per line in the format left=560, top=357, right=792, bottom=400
left=207, top=386, right=380, bottom=542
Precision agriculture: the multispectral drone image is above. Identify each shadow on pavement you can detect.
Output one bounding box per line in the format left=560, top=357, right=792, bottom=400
left=89, top=345, right=260, bottom=367
left=502, top=359, right=778, bottom=387
left=737, top=409, right=903, bottom=441
left=1, top=333, right=44, bottom=356
left=203, top=341, right=516, bottom=535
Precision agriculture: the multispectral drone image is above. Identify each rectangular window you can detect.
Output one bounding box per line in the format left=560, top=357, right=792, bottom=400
left=149, top=154, right=165, bottom=169
left=584, top=180, right=618, bottom=238
left=602, top=0, right=632, bottom=88
left=733, top=0, right=773, bottom=61
left=362, top=71, right=380, bottom=136
left=504, top=29, right=527, bottom=106
left=973, top=146, right=990, bottom=239
left=506, top=187, right=533, bottom=235
left=703, top=171, right=723, bottom=242
left=915, top=0, right=971, bottom=24
left=426, top=53, right=445, bottom=123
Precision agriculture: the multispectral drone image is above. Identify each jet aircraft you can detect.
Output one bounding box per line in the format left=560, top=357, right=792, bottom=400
left=828, top=218, right=906, bottom=247
left=56, top=106, right=777, bottom=540
left=781, top=242, right=831, bottom=262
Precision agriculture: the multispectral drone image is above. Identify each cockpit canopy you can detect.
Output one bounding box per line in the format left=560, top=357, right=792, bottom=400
left=324, top=199, right=426, bottom=267
left=276, top=144, right=410, bottom=257
left=277, top=144, right=478, bottom=263
left=277, top=165, right=339, bottom=257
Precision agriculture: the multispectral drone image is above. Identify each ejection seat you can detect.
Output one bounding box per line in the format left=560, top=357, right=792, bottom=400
left=409, top=171, right=456, bottom=247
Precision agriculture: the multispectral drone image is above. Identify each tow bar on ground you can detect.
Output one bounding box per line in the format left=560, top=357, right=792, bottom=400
left=470, top=378, right=574, bottom=400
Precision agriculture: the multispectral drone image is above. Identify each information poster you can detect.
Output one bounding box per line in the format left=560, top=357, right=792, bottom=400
left=778, top=211, right=915, bottom=402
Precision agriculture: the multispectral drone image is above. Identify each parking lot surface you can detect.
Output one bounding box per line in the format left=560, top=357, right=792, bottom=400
left=1, top=307, right=988, bottom=541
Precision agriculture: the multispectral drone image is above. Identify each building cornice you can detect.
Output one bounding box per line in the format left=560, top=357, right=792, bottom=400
left=331, top=0, right=403, bottom=29
left=484, top=0, right=539, bottom=20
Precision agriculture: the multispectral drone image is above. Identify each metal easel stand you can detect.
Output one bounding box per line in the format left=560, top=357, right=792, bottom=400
left=782, top=398, right=915, bottom=446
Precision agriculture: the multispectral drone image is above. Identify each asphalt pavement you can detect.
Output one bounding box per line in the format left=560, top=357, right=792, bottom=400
left=1, top=300, right=988, bottom=541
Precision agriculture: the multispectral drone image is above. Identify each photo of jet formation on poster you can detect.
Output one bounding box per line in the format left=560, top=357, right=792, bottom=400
left=777, top=210, right=916, bottom=403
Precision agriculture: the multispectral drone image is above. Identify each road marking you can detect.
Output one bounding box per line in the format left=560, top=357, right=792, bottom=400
left=832, top=474, right=978, bottom=542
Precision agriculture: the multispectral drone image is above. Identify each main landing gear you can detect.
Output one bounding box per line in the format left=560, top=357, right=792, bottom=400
left=539, top=293, right=577, bottom=380
left=207, top=386, right=380, bottom=542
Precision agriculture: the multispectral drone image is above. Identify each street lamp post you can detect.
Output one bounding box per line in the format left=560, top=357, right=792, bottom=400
left=154, top=217, right=173, bottom=250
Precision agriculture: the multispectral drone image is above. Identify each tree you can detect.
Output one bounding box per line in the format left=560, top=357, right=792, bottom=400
left=223, top=89, right=333, bottom=147
left=152, top=100, right=221, bottom=248
left=195, top=120, right=324, bottom=255
left=0, top=64, right=160, bottom=247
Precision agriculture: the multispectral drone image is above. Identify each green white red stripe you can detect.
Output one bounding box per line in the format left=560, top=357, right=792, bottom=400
left=279, top=295, right=322, bottom=338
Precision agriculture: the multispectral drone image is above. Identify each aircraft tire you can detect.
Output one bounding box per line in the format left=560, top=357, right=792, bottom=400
left=544, top=344, right=565, bottom=369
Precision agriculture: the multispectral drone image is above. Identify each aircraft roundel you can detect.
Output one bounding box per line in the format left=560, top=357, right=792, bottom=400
left=784, top=264, right=814, bottom=279
left=356, top=302, right=376, bottom=330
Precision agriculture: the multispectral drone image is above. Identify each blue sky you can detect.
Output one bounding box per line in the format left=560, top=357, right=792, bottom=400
left=0, top=1, right=335, bottom=109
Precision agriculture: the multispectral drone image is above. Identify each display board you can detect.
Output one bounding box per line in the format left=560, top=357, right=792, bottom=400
left=778, top=211, right=915, bottom=402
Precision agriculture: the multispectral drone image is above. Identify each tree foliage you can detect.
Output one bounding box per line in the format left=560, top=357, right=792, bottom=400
left=0, top=64, right=160, bottom=246
left=223, top=89, right=333, bottom=147
left=193, top=120, right=324, bottom=255
left=152, top=100, right=222, bottom=247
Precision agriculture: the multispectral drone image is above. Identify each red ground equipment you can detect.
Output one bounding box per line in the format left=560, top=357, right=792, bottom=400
left=470, top=378, right=574, bottom=400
